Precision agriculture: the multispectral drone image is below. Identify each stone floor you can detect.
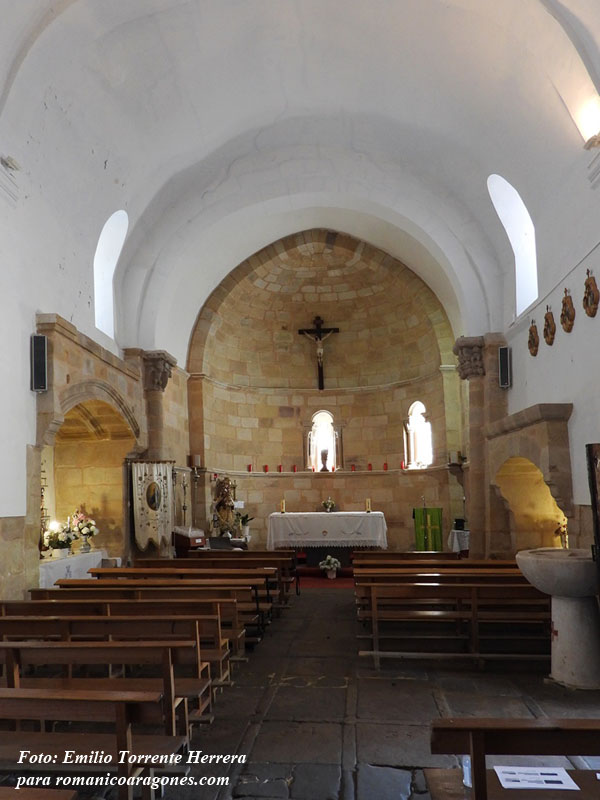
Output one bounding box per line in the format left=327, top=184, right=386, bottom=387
left=169, top=588, right=600, bottom=799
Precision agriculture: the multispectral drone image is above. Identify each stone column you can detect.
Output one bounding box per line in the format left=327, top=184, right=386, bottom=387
left=453, top=334, right=508, bottom=557
left=142, top=350, right=177, bottom=460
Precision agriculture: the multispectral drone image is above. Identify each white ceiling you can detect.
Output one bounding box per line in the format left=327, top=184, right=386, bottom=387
left=2, top=0, right=600, bottom=363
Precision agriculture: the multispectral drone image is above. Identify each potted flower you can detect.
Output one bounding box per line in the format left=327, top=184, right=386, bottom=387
left=319, top=554, right=341, bottom=579
left=71, top=510, right=98, bottom=553
left=322, top=497, right=336, bottom=513
left=43, top=522, right=78, bottom=558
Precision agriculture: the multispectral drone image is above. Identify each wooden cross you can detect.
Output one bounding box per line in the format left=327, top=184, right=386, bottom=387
left=298, top=315, right=339, bottom=390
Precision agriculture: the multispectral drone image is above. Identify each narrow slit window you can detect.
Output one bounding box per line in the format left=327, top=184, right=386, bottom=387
left=405, top=401, right=433, bottom=469
left=93, top=209, right=128, bottom=338
left=308, top=410, right=337, bottom=472
left=487, top=174, right=538, bottom=317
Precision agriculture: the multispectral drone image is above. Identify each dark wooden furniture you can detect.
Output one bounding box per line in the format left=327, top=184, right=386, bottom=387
left=429, top=718, right=600, bottom=800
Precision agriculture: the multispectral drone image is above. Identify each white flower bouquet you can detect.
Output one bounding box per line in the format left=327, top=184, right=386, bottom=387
left=319, top=554, right=341, bottom=571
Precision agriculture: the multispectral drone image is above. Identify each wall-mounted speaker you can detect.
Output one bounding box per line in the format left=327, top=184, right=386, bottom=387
left=498, top=345, right=511, bottom=389
left=30, top=334, right=48, bottom=392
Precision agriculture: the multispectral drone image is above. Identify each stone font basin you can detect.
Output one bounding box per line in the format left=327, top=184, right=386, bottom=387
left=516, top=546, right=600, bottom=689
left=516, top=547, right=597, bottom=597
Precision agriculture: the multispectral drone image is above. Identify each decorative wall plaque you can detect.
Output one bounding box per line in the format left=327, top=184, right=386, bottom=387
left=583, top=269, right=599, bottom=318
left=543, top=306, right=556, bottom=346
left=528, top=320, right=539, bottom=356
left=560, top=288, right=575, bottom=332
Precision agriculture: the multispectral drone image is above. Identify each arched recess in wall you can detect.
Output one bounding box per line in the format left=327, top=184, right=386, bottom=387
left=404, top=401, right=433, bottom=468
left=493, top=456, right=567, bottom=552
left=94, top=210, right=129, bottom=339
left=41, top=397, right=139, bottom=561
left=487, top=175, right=538, bottom=317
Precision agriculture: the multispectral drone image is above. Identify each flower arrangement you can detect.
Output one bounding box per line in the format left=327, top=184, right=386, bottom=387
left=322, top=497, right=336, bottom=512
left=71, top=510, right=98, bottom=538
left=319, top=554, right=341, bottom=572
left=43, top=525, right=78, bottom=550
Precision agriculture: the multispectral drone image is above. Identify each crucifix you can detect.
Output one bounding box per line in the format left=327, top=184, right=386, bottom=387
left=298, top=315, right=339, bottom=390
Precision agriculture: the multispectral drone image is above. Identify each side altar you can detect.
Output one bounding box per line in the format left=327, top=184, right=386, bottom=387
left=267, top=511, right=387, bottom=555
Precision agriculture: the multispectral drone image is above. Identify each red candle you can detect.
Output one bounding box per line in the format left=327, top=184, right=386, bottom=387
left=278, top=464, right=283, bottom=472
left=247, top=464, right=252, bottom=472
left=351, top=465, right=356, bottom=472
left=383, top=462, right=388, bottom=471
left=368, top=463, right=372, bottom=471
left=400, top=460, right=405, bottom=470
left=264, top=465, right=269, bottom=473
left=312, top=467, right=315, bottom=472
left=293, top=465, right=297, bottom=473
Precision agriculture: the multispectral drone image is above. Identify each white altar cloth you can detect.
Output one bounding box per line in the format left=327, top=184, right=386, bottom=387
left=267, top=511, right=387, bottom=550
left=38, top=549, right=118, bottom=588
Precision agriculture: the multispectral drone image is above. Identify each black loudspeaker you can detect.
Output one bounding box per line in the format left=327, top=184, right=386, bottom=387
left=30, top=334, right=48, bottom=392
left=498, top=346, right=511, bottom=389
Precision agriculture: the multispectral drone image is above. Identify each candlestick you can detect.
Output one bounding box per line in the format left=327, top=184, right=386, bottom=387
left=278, top=465, right=283, bottom=473
left=280, top=499, right=286, bottom=513
left=247, top=464, right=252, bottom=472
left=264, top=465, right=269, bottom=473
left=293, top=465, right=297, bottom=473
left=383, top=462, right=388, bottom=471
left=351, top=464, right=355, bottom=471
left=366, top=498, right=371, bottom=512
left=368, top=463, right=372, bottom=471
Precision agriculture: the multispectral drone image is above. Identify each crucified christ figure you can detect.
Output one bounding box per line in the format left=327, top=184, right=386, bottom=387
left=298, top=315, right=340, bottom=390
left=302, top=328, right=335, bottom=367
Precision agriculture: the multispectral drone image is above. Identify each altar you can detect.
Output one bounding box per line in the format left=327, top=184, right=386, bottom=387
left=267, top=511, right=387, bottom=550
left=38, top=549, right=117, bottom=589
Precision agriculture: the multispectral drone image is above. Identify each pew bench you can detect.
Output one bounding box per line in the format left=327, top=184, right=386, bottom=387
left=0, top=617, right=216, bottom=718
left=0, top=687, right=188, bottom=800
left=4, top=597, right=247, bottom=658
left=45, top=577, right=272, bottom=629
left=356, top=583, right=550, bottom=668
left=429, top=717, right=600, bottom=800
left=0, top=640, right=203, bottom=738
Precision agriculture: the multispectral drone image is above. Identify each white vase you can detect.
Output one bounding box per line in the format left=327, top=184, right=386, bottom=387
left=326, top=569, right=337, bottom=579
left=53, top=548, right=68, bottom=559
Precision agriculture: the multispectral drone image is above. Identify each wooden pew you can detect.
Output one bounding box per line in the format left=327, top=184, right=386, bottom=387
left=30, top=583, right=269, bottom=638
left=352, top=550, right=461, bottom=560
left=0, top=615, right=220, bottom=703
left=356, top=582, right=550, bottom=669
left=138, top=552, right=299, bottom=598
left=89, top=565, right=280, bottom=606
left=1, top=598, right=247, bottom=658
left=429, top=717, right=600, bottom=800
left=0, top=639, right=204, bottom=737
left=352, top=557, right=516, bottom=569
left=0, top=687, right=187, bottom=800
left=353, top=568, right=526, bottom=585
left=47, top=577, right=271, bottom=623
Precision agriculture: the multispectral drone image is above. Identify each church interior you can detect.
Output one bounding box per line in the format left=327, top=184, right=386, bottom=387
left=1, top=2, right=600, bottom=798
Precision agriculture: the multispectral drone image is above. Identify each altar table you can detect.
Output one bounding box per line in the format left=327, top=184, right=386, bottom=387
left=38, top=549, right=117, bottom=588
left=267, top=511, right=387, bottom=550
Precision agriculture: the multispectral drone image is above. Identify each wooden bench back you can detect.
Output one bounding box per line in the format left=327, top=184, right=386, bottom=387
left=431, top=718, right=600, bottom=800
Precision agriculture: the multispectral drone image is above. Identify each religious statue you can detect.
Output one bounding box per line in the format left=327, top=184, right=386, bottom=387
left=213, top=475, right=236, bottom=535
left=320, top=448, right=329, bottom=472
left=298, top=316, right=340, bottom=390
left=302, top=328, right=335, bottom=367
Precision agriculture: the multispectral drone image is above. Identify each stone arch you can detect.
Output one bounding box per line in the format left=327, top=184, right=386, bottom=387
left=486, top=404, right=574, bottom=522
left=491, top=456, right=569, bottom=552
left=41, top=378, right=141, bottom=448
left=186, top=228, right=457, bottom=375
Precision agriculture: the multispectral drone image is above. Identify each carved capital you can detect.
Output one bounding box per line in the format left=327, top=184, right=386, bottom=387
left=142, top=350, right=177, bottom=392
left=453, top=336, right=485, bottom=380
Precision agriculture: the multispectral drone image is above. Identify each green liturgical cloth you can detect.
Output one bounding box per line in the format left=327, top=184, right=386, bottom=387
left=413, top=507, right=443, bottom=551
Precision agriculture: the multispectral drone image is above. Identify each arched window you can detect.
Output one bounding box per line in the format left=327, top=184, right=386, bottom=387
left=487, top=175, right=537, bottom=317
left=307, top=410, right=337, bottom=472
left=405, top=401, right=433, bottom=469
left=93, top=209, right=128, bottom=338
